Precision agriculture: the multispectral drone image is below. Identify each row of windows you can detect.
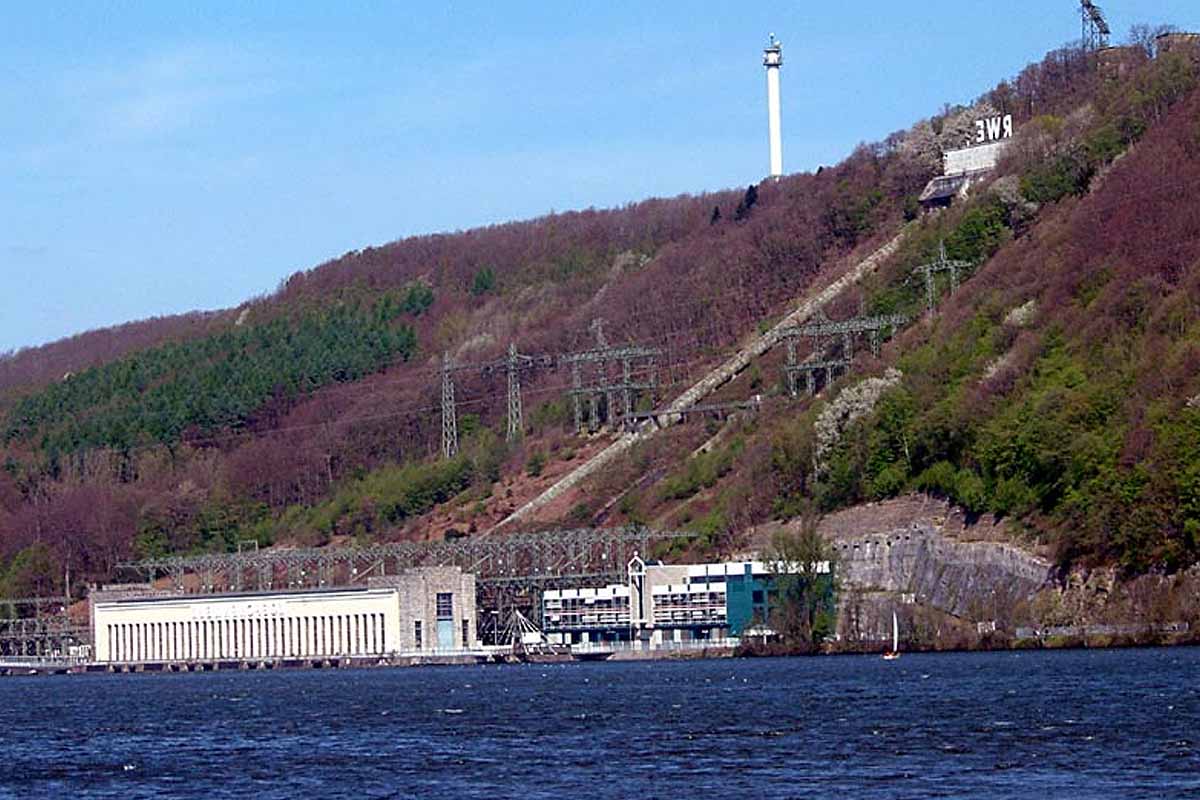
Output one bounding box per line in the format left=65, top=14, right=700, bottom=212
left=547, top=597, right=729, bottom=628
left=652, top=592, right=726, bottom=605
left=544, top=598, right=631, bottom=611
left=435, top=592, right=454, bottom=620
left=653, top=608, right=727, bottom=623
left=105, top=613, right=387, bottom=663
left=651, top=592, right=727, bottom=625
left=545, top=611, right=632, bottom=629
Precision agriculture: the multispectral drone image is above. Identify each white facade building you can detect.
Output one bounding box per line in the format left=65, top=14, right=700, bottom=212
left=91, top=567, right=476, bottom=664
left=542, top=585, right=631, bottom=633
left=543, top=558, right=824, bottom=646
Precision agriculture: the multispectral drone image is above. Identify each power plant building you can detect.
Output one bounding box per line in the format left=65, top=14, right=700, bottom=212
left=91, top=566, right=476, bottom=664
left=542, top=558, right=824, bottom=645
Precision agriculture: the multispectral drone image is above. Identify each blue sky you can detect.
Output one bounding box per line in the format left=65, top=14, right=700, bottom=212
left=3, top=1, right=1198, bottom=353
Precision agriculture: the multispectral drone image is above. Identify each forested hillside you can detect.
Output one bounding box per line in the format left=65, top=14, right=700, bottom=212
left=594, top=40, right=1200, bottom=573
left=0, top=101, right=933, bottom=594
left=2, top=34, right=1198, bottom=598
left=786, top=54, right=1200, bottom=571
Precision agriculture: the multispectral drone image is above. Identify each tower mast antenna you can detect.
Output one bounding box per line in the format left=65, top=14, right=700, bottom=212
left=763, top=33, right=784, bottom=180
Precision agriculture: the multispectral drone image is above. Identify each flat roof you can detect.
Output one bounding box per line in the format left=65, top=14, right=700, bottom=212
left=93, top=584, right=388, bottom=606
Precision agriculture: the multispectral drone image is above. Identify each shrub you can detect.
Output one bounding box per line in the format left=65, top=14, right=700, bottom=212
left=991, top=477, right=1038, bottom=516
left=470, top=266, right=497, bottom=296
left=954, top=469, right=988, bottom=513
left=658, top=439, right=743, bottom=501
left=869, top=462, right=908, bottom=500
left=402, top=282, right=435, bottom=316
left=946, top=198, right=1010, bottom=263
left=915, top=461, right=959, bottom=497
left=1020, top=153, right=1091, bottom=204
left=525, top=449, right=547, bottom=477
left=568, top=502, right=594, bottom=525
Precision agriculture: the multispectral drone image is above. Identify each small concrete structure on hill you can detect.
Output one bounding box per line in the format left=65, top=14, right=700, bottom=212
left=920, top=113, right=1015, bottom=212
left=1157, top=31, right=1200, bottom=57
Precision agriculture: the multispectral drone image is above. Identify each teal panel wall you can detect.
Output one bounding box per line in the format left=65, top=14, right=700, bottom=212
left=725, top=564, right=773, bottom=636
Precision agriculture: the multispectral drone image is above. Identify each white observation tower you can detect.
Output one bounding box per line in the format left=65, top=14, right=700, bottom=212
left=763, top=33, right=784, bottom=180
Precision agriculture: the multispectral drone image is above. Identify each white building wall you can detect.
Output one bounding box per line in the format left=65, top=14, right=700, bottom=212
left=943, top=141, right=1008, bottom=175
left=766, top=66, right=783, bottom=178
left=93, top=588, right=401, bottom=664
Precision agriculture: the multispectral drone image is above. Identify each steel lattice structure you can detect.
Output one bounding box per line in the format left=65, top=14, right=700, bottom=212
left=481, top=343, right=553, bottom=442
left=779, top=311, right=909, bottom=357
left=913, top=241, right=973, bottom=313
left=0, top=596, right=89, bottom=658
left=561, top=320, right=661, bottom=433
left=116, top=526, right=693, bottom=596
left=630, top=399, right=762, bottom=427
left=441, top=352, right=459, bottom=459
left=777, top=311, right=907, bottom=395
left=789, top=357, right=854, bottom=396
left=1081, top=1, right=1111, bottom=52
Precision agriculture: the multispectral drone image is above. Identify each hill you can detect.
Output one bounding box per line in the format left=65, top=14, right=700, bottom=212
left=2, top=35, right=1199, bottom=601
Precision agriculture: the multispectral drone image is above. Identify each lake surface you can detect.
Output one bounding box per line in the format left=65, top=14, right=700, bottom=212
left=0, top=648, right=1197, bottom=799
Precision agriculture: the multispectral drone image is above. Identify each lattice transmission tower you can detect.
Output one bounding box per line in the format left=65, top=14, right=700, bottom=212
left=482, top=343, right=552, bottom=442
left=1080, top=1, right=1111, bottom=52
left=441, top=352, right=458, bottom=459
left=913, top=241, right=973, bottom=313
left=778, top=310, right=907, bottom=396
left=560, top=320, right=660, bottom=433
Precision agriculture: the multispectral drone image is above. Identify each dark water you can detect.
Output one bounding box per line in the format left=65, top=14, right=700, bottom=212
left=1, top=648, right=1198, bottom=799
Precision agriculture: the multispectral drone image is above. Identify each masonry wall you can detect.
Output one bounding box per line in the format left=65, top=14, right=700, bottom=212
left=379, top=567, right=477, bottom=652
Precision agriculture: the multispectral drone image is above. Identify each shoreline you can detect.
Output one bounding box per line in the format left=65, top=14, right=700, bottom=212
left=6, top=634, right=1199, bottom=678
left=741, top=630, right=1200, bottom=658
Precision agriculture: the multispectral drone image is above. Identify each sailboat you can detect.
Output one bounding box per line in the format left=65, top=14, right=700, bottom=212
left=882, top=611, right=901, bottom=660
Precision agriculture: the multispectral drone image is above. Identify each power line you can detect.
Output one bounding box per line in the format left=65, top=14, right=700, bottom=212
left=14, top=207, right=1200, bottom=466
left=7, top=164, right=1200, bottom=468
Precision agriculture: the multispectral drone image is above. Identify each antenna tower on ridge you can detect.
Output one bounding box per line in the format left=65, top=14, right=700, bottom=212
left=763, top=33, right=784, bottom=180
left=1080, top=1, right=1111, bottom=51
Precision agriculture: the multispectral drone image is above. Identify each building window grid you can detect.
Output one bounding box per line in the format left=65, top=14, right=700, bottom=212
left=435, top=593, right=453, bottom=620
left=651, top=588, right=727, bottom=626
left=543, top=595, right=631, bottom=631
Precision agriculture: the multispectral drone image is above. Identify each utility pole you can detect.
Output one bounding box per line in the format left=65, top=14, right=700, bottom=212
left=441, top=352, right=458, bottom=460
left=913, top=241, right=973, bottom=314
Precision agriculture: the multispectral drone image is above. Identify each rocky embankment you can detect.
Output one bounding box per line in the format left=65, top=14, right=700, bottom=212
left=766, top=496, right=1199, bottom=650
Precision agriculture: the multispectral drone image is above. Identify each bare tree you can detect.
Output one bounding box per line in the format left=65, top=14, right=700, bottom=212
left=1128, top=23, right=1178, bottom=59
